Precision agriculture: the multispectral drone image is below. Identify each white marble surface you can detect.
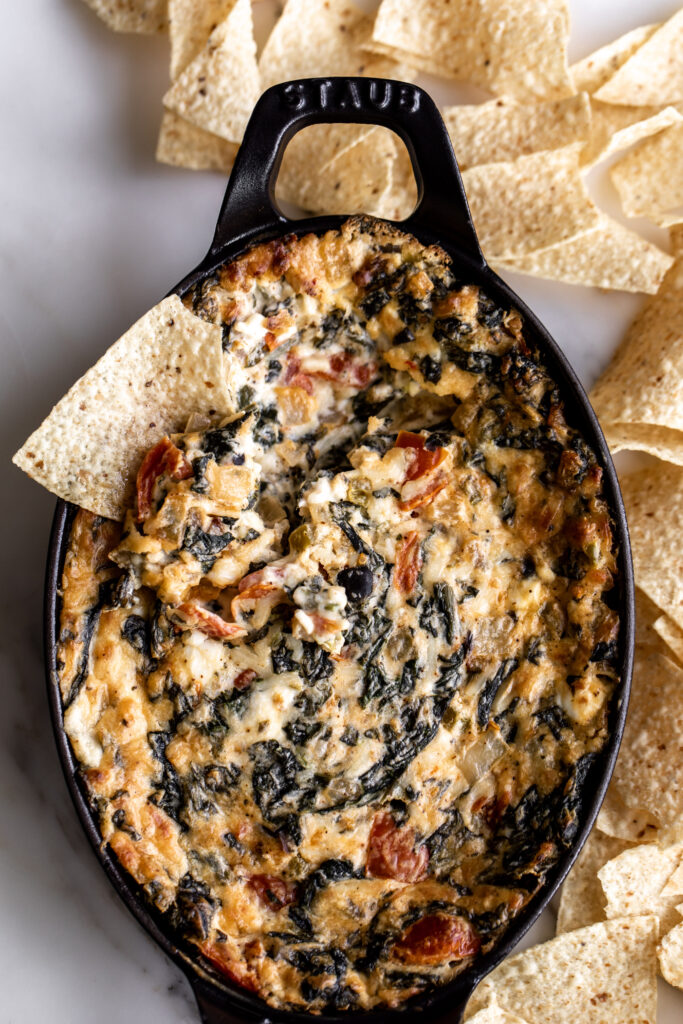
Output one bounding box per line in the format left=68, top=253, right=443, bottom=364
left=1, top=1, right=681, bottom=1021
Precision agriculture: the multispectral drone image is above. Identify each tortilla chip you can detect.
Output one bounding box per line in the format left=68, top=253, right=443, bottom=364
left=599, top=841, right=683, bottom=936
left=604, top=424, right=683, bottom=467
left=658, top=911, right=683, bottom=990
left=259, top=0, right=403, bottom=91
left=671, top=224, right=683, bottom=256
left=288, top=127, right=396, bottom=217
left=594, top=11, right=683, bottom=107
left=653, top=614, right=683, bottom=667
left=168, top=0, right=234, bottom=80
left=466, top=999, right=531, bottom=1024
left=12, top=296, right=235, bottom=520
left=581, top=102, right=682, bottom=167
left=597, top=785, right=661, bottom=844
left=611, top=122, right=683, bottom=228
left=156, top=109, right=237, bottom=172
left=556, top=829, right=633, bottom=934
left=606, top=645, right=683, bottom=832
left=464, top=916, right=658, bottom=1023
left=462, top=148, right=600, bottom=261
left=374, top=142, right=418, bottom=221
left=620, top=464, right=683, bottom=631
left=570, top=23, right=659, bottom=94
left=590, top=258, right=683, bottom=444
left=258, top=0, right=411, bottom=215
left=443, top=94, right=591, bottom=171
left=634, top=586, right=671, bottom=653
left=495, top=213, right=672, bottom=293
left=369, top=0, right=573, bottom=101
left=81, top=0, right=167, bottom=33
left=163, top=0, right=259, bottom=144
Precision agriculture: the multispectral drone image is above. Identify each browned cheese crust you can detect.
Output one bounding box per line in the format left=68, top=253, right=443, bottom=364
left=58, top=217, right=619, bottom=1012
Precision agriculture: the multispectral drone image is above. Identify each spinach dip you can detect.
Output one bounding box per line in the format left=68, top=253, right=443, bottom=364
left=58, top=217, right=619, bottom=1012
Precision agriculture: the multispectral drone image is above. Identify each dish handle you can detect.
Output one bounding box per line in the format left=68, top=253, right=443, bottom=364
left=209, top=76, right=484, bottom=268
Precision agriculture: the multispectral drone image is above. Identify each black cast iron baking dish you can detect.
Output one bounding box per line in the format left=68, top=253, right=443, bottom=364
left=44, top=78, right=635, bottom=1024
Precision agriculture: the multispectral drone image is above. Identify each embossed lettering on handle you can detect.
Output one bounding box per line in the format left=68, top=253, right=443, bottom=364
left=210, top=77, right=483, bottom=268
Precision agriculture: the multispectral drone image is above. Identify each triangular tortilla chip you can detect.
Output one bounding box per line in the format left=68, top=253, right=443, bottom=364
left=611, top=122, right=683, bottom=227
left=581, top=102, right=682, bottom=167
left=590, top=259, right=683, bottom=435
left=464, top=916, right=658, bottom=1023
left=12, top=296, right=236, bottom=520
left=259, top=0, right=403, bottom=90
left=81, top=0, right=167, bottom=33
left=163, top=0, right=259, bottom=144
left=570, top=23, right=659, bottom=94
left=607, top=643, right=683, bottom=831
left=634, top=586, right=673, bottom=655
left=603, top=424, right=683, bottom=467
left=289, top=126, right=396, bottom=216
left=599, top=841, right=683, bottom=936
left=275, top=124, right=378, bottom=208
left=168, top=0, right=234, bottom=79
left=620, top=464, right=683, bottom=633
left=369, top=0, right=573, bottom=101
left=597, top=785, right=661, bottom=844
left=462, top=147, right=600, bottom=260
left=658, top=912, right=683, bottom=990
left=156, top=109, right=237, bottom=172
left=495, top=213, right=672, bottom=293
left=443, top=94, right=591, bottom=171
left=594, top=10, right=683, bottom=106
left=653, top=613, right=683, bottom=666
left=556, top=829, right=633, bottom=935
left=467, top=999, right=531, bottom=1024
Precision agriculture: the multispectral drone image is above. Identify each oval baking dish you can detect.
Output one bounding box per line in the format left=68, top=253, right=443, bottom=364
left=45, top=78, right=634, bottom=1024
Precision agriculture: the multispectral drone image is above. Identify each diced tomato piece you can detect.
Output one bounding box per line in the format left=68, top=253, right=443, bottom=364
left=393, top=914, right=480, bottom=964
left=246, top=874, right=298, bottom=910
left=308, top=351, right=378, bottom=389
left=393, top=533, right=422, bottom=594
left=398, top=472, right=448, bottom=512
left=395, top=431, right=447, bottom=483
left=199, top=942, right=259, bottom=992
left=283, top=356, right=314, bottom=394
left=175, top=601, right=247, bottom=640
left=231, top=581, right=287, bottom=627
left=264, top=331, right=281, bottom=351
left=233, top=668, right=257, bottom=690
left=136, top=437, right=193, bottom=521
left=366, top=810, right=429, bottom=883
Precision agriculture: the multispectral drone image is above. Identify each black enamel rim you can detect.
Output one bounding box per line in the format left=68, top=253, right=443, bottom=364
left=44, top=79, right=634, bottom=1024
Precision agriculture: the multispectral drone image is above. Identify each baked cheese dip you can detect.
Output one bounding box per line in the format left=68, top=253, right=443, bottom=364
left=58, top=218, right=619, bottom=1012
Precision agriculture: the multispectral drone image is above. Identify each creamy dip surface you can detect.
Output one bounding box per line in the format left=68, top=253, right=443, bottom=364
left=58, top=218, right=619, bottom=1012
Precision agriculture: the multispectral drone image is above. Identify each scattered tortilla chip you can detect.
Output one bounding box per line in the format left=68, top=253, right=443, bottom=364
left=556, top=829, right=633, bottom=934
left=81, top=0, right=167, bottom=33
left=570, top=23, right=659, bottom=94
left=374, top=141, right=418, bottom=221
left=289, top=126, right=396, bottom=217
left=671, top=224, right=683, bottom=256
left=653, top=614, right=683, bottom=667
left=168, top=0, right=234, bottom=80
left=604, top=424, right=683, bottom=467
left=259, top=0, right=403, bottom=91
left=462, top=147, right=600, bottom=261
left=495, top=213, right=672, bottom=293
left=258, top=0, right=410, bottom=214
left=594, top=11, right=683, bottom=107
left=620, top=464, right=683, bottom=631
left=597, top=785, right=661, bottom=844
left=634, top=586, right=670, bottom=653
left=12, top=296, right=235, bottom=520
left=156, top=109, right=237, bottom=172
left=464, top=916, right=658, bottom=1023
left=605, top=645, right=683, bottom=832
left=581, top=102, right=682, bottom=167
left=443, top=94, right=591, bottom=171
left=611, top=122, right=683, bottom=228
left=658, top=910, right=683, bottom=990
left=599, top=841, right=683, bottom=936
left=467, top=998, right=530, bottom=1024
left=163, top=0, right=259, bottom=144
left=590, top=259, right=683, bottom=446
left=369, top=0, right=573, bottom=101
